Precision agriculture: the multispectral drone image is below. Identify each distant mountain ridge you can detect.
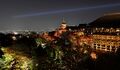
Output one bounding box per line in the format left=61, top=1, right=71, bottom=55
left=89, top=13, right=120, bottom=27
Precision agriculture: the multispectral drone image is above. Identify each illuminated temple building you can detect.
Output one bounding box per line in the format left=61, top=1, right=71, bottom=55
left=54, top=18, right=67, bottom=37
left=46, top=13, right=120, bottom=53
left=89, top=13, right=120, bottom=52
left=54, top=13, right=120, bottom=52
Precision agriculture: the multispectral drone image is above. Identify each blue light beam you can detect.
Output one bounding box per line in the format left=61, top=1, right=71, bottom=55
left=14, top=3, right=120, bottom=18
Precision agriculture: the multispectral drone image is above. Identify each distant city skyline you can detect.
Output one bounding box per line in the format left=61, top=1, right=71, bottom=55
left=0, top=0, right=120, bottom=31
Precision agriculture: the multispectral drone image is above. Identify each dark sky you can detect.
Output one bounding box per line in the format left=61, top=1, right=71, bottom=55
left=0, top=0, right=120, bottom=31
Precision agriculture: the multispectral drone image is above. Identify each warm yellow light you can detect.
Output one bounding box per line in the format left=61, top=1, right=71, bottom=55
left=90, top=52, right=97, bottom=60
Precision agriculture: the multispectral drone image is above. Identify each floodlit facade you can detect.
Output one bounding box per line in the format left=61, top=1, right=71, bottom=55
left=89, top=14, right=120, bottom=52
left=42, top=14, right=120, bottom=53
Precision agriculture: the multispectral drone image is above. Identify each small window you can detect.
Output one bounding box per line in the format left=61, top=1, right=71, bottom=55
left=94, top=46, right=96, bottom=49
left=97, top=44, right=100, bottom=46
left=112, top=46, right=115, bottom=51
left=107, top=46, right=110, bottom=50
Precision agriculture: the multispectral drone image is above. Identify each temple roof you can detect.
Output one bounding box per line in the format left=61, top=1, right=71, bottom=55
left=61, top=17, right=67, bottom=24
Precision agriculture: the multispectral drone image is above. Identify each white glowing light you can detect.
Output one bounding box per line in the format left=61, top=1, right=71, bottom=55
left=13, top=32, right=18, bottom=35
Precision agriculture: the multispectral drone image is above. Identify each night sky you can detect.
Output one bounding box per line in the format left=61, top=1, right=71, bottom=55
left=0, top=0, right=120, bottom=31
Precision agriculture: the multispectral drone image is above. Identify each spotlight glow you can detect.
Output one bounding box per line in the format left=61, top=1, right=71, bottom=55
left=14, top=3, right=120, bottom=18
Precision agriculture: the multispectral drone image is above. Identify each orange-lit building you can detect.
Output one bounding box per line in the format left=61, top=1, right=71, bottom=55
left=89, top=13, right=120, bottom=52
left=41, top=13, right=120, bottom=53
left=54, top=18, right=67, bottom=38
